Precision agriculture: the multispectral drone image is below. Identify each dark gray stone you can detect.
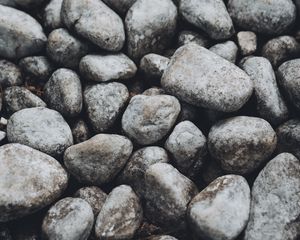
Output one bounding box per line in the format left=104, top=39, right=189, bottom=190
left=0, top=60, right=23, bottom=87
left=71, top=119, right=90, bottom=144
left=209, top=40, right=238, bottom=63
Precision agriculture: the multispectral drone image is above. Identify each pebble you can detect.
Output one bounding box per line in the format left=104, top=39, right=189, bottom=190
left=42, top=197, right=94, bottom=240
left=0, top=60, right=23, bottom=87
left=43, top=0, right=64, bottom=30
left=188, top=175, right=250, bottom=240
left=142, top=87, right=166, bottom=96
left=61, top=0, right=125, bottom=51
left=71, top=119, right=91, bottom=144
left=0, top=143, right=68, bottom=222
left=84, top=82, right=129, bottom=132
left=125, top=0, right=177, bottom=60
left=237, top=31, right=257, bottom=56
left=122, top=94, right=181, bottom=145
left=44, top=68, right=83, bottom=117
left=208, top=116, right=277, bottom=174
left=64, top=134, right=133, bottom=185
left=7, top=107, right=73, bottom=157
left=95, top=185, right=143, bottom=239
left=161, top=44, right=253, bottom=112
left=0, top=5, right=47, bottom=59
left=140, top=54, right=170, bottom=79
left=177, top=30, right=210, bottom=48
left=79, top=54, right=137, bottom=83
left=102, top=0, right=137, bottom=15
left=244, top=153, right=300, bottom=240
left=209, top=40, right=238, bottom=63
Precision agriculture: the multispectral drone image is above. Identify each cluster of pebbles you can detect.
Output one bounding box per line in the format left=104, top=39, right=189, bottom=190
left=0, top=0, right=300, bottom=239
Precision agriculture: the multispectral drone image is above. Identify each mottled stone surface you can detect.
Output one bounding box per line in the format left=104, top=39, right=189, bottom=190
left=237, top=31, right=257, bottom=56
left=140, top=54, right=170, bottom=79
left=71, top=119, right=90, bottom=144
left=43, top=0, right=64, bottom=30
left=209, top=40, right=238, bottom=63
left=0, top=60, right=23, bottom=87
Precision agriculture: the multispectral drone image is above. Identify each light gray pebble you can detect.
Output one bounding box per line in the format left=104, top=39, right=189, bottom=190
left=43, top=0, right=63, bottom=30
left=0, top=143, right=68, bottom=222
left=161, top=44, right=253, bottom=112
left=95, top=185, right=143, bottom=240
left=177, top=30, right=210, bottom=48
left=244, top=153, right=300, bottom=240
left=140, top=54, right=170, bottom=79
left=142, top=87, right=166, bottom=96
left=0, top=60, right=23, bottom=87
left=208, top=116, right=277, bottom=174
left=7, top=107, right=73, bottom=157
left=71, top=119, right=90, bottom=144
left=84, top=82, right=129, bottom=133
left=209, top=40, right=238, bottom=63
left=237, top=31, right=257, bottom=56
left=102, top=0, right=137, bottom=15
left=122, top=94, right=181, bottom=145
left=42, top=197, right=94, bottom=240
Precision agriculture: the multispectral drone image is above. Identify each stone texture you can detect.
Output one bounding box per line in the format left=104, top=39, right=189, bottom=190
left=209, top=40, right=238, bottom=63
left=237, top=31, right=257, bottom=56
left=0, top=60, right=23, bottom=87
left=43, top=0, right=64, bottom=30
left=71, top=119, right=90, bottom=144
left=140, top=54, right=170, bottom=79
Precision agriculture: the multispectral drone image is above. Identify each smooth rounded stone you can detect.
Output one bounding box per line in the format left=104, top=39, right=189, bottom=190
left=228, top=0, right=296, bottom=35
left=122, top=94, right=181, bottom=145
left=47, top=28, right=89, bottom=69
left=0, top=60, right=23, bottom=87
left=43, top=0, right=63, bottom=30
left=71, top=119, right=90, bottom=144
left=208, top=116, right=277, bottom=174
left=19, top=56, right=55, bottom=82
left=74, top=186, right=107, bottom=216
left=144, top=163, right=198, bottom=229
left=261, top=36, right=300, bottom=67
left=188, top=175, right=250, bottom=240
left=237, top=31, right=257, bottom=56
left=7, top=107, right=73, bottom=157
left=240, top=57, right=289, bottom=125
left=64, top=134, right=133, bottom=185
left=142, top=87, right=166, bottom=96
left=244, top=153, right=300, bottom=240
left=0, top=143, right=68, bottom=222
left=140, top=54, right=170, bottom=79
left=95, top=185, right=143, bottom=239
left=0, top=5, right=47, bottom=59
left=165, top=121, right=207, bottom=178
left=102, top=0, right=136, bottom=15
left=118, top=146, right=169, bottom=197
left=209, top=40, right=238, bottom=63
left=125, top=0, right=177, bottom=60
left=177, top=30, right=210, bottom=48
left=84, top=82, right=129, bottom=133
left=4, top=86, right=47, bottom=113
left=61, top=0, right=125, bottom=52
left=147, top=236, right=178, bottom=240
left=42, top=197, right=94, bottom=240
left=161, top=44, right=253, bottom=112
left=44, top=69, right=82, bottom=117
left=79, top=54, right=137, bottom=83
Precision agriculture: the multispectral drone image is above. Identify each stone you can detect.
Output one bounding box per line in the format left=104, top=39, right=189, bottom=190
left=102, top=0, right=137, bottom=15
left=209, top=40, right=238, bottom=63
left=71, top=119, right=90, bottom=144
left=122, top=94, right=181, bottom=145
left=0, top=5, right=47, bottom=59
left=4, top=86, right=47, bottom=113
left=43, top=0, right=64, bottom=30
left=7, top=107, right=73, bottom=157
left=161, top=44, right=253, bottom=112
left=244, top=153, right=300, bottom=240
left=188, top=175, right=250, bottom=240
left=237, top=31, right=257, bottom=56
left=84, top=82, right=129, bottom=133
left=61, top=0, right=125, bottom=51
left=208, top=116, right=277, bottom=174
left=125, top=0, right=177, bottom=60
left=44, top=68, right=82, bottom=117
left=95, top=185, right=143, bottom=239
left=177, top=30, right=210, bottom=48
left=228, top=0, right=296, bottom=35
left=140, top=54, right=170, bottom=79
left=240, top=57, right=289, bottom=125
left=42, top=197, right=94, bottom=240
left=144, top=163, right=198, bottom=230
left=64, top=134, right=132, bottom=185
left=79, top=54, right=137, bottom=83
left=180, top=0, right=234, bottom=40
left=0, top=143, right=68, bottom=222
left=0, top=60, right=23, bottom=87
left=147, top=236, right=178, bottom=240
left=143, top=87, right=166, bottom=96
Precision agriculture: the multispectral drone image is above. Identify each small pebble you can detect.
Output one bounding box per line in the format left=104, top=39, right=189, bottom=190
left=140, top=54, right=170, bottom=79
left=237, top=31, right=257, bottom=56
left=71, top=119, right=90, bottom=144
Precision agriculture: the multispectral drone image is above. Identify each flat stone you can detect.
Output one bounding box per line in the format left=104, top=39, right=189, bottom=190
left=237, top=31, right=257, bottom=56
left=0, top=60, right=23, bottom=87
left=43, top=0, right=64, bottom=30
left=209, top=40, right=238, bottom=63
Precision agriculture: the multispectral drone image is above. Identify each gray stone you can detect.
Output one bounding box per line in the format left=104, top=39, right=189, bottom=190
left=84, top=82, right=129, bottom=133
left=177, top=30, right=210, bottom=48
left=122, top=94, right=181, bottom=145
left=0, top=143, right=68, bottom=222
left=237, top=31, right=257, bottom=56
left=161, top=44, right=253, bottom=112
left=102, top=0, right=136, bottom=15
left=240, top=57, right=289, bottom=125
left=165, top=121, right=207, bottom=178
left=180, top=0, right=234, bottom=40
left=208, top=116, right=277, bottom=174
left=188, top=175, right=250, bottom=240
left=7, top=107, right=73, bottom=157
left=47, top=28, right=89, bottom=69
left=64, top=134, right=133, bottom=185
left=95, top=185, right=143, bottom=240
left=140, top=54, right=170, bottom=79
left=61, top=0, right=125, bottom=51
left=144, top=163, right=198, bottom=230
left=44, top=69, right=82, bottom=117
left=0, top=60, right=23, bottom=87
left=244, top=153, right=300, bottom=240
left=42, top=197, right=94, bottom=240
left=142, top=87, right=166, bottom=96
left=147, top=236, right=178, bottom=240
left=43, top=0, right=63, bottom=30
left=4, top=86, right=46, bottom=113
left=125, top=0, right=177, bottom=60
left=0, top=5, right=47, bottom=59
left=209, top=40, right=238, bottom=63
left=79, top=54, right=137, bottom=83
left=71, top=119, right=90, bottom=144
